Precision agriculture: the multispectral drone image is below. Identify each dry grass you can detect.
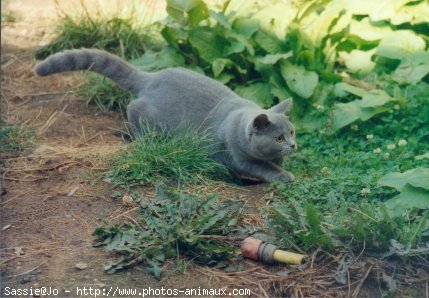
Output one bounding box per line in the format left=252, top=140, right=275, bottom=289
left=196, top=252, right=429, bottom=297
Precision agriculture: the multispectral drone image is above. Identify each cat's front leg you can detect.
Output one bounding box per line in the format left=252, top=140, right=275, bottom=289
left=236, top=159, right=294, bottom=183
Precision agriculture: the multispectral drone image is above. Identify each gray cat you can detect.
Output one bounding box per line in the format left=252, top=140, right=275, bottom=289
left=35, top=49, right=297, bottom=183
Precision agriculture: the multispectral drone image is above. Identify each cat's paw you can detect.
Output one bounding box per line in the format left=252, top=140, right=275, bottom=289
left=272, top=171, right=295, bottom=183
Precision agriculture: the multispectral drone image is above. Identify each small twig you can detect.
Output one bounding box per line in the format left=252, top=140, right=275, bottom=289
left=110, top=207, right=139, bottom=221
left=8, top=262, right=45, bottom=278
left=3, top=176, right=49, bottom=182
left=199, top=235, right=242, bottom=241
left=426, top=282, right=429, bottom=298
left=354, top=240, right=366, bottom=264
left=349, top=207, right=378, bottom=222
left=258, top=282, right=270, bottom=298
left=348, top=270, right=351, bottom=298
left=352, top=265, right=373, bottom=298
left=123, top=215, right=140, bottom=226
left=1, top=191, right=33, bottom=205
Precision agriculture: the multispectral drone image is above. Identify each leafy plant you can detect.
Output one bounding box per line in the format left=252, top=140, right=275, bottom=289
left=133, top=0, right=429, bottom=132
left=263, top=80, right=429, bottom=254
left=107, top=125, right=229, bottom=187
left=379, top=168, right=429, bottom=217
left=93, top=184, right=243, bottom=278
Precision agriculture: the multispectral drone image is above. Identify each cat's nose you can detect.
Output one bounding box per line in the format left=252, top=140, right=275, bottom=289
left=290, top=143, right=297, bottom=150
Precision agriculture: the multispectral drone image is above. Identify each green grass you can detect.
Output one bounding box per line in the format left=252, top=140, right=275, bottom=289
left=35, top=9, right=150, bottom=60
left=76, top=73, right=133, bottom=113
left=263, top=82, right=429, bottom=255
left=107, top=125, right=229, bottom=187
left=0, top=124, right=34, bottom=154
left=93, top=184, right=243, bottom=278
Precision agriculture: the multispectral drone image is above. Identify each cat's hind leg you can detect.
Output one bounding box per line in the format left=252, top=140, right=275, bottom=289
left=126, top=98, right=157, bottom=137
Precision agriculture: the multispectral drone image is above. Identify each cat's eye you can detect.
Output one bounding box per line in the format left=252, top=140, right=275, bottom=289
left=276, top=135, right=285, bottom=143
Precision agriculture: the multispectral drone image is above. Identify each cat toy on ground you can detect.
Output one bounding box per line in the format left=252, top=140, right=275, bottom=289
left=241, top=237, right=307, bottom=265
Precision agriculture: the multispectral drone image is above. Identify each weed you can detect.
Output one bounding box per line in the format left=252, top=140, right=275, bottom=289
left=0, top=124, right=34, bottom=154
left=263, top=81, right=429, bottom=255
left=107, top=125, right=229, bottom=187
left=35, top=8, right=149, bottom=60
left=76, top=73, right=133, bottom=113
left=93, top=184, right=243, bottom=278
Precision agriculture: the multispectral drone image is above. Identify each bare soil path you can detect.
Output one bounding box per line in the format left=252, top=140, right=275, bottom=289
left=6, top=2, right=421, bottom=297
left=1, top=1, right=270, bottom=296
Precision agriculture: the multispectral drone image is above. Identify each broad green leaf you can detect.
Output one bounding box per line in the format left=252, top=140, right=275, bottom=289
left=269, top=72, right=291, bottom=100
left=251, top=3, right=297, bottom=40
left=334, top=82, right=380, bottom=98
left=132, top=48, right=185, bottom=71
left=212, top=58, right=232, bottom=77
left=379, top=168, right=429, bottom=191
left=348, top=18, right=393, bottom=41
left=338, top=49, right=376, bottom=73
left=376, top=30, right=426, bottom=60
left=256, top=52, right=293, bottom=65
left=223, top=0, right=261, bottom=18
left=384, top=184, right=429, bottom=217
left=299, top=1, right=350, bottom=47
left=332, top=102, right=390, bottom=130
left=215, top=73, right=234, bottom=84
left=392, top=51, right=429, bottom=84
left=360, top=90, right=394, bottom=108
left=224, top=31, right=248, bottom=55
left=225, top=40, right=245, bottom=55
left=209, top=11, right=231, bottom=29
left=367, top=0, right=411, bottom=22
left=232, top=18, right=259, bottom=39
left=254, top=30, right=285, bottom=54
left=234, top=83, right=273, bottom=107
left=332, top=87, right=397, bottom=130
left=280, top=61, right=318, bottom=99
left=166, top=0, right=209, bottom=26
left=415, top=153, right=429, bottom=161
left=391, top=1, right=429, bottom=25
left=161, top=26, right=188, bottom=50
left=189, top=27, right=229, bottom=63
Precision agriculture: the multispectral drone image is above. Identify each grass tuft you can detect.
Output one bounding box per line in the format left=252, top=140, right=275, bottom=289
left=107, top=125, right=229, bottom=187
left=76, top=73, right=133, bottom=112
left=35, top=9, right=149, bottom=60
left=0, top=124, right=34, bottom=154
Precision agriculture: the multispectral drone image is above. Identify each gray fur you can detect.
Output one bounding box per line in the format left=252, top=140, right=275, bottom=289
left=35, top=49, right=297, bottom=183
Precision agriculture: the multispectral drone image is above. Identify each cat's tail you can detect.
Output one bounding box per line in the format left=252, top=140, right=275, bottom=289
left=34, top=49, right=145, bottom=94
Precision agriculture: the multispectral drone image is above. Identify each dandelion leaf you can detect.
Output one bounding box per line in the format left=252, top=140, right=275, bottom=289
left=384, top=184, right=429, bottom=217
left=379, top=167, right=429, bottom=191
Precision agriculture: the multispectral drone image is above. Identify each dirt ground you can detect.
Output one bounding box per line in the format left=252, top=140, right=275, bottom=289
left=0, top=1, right=273, bottom=296
left=2, top=1, right=428, bottom=297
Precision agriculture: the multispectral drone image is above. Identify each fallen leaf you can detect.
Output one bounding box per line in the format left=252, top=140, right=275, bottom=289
left=13, top=246, right=24, bottom=256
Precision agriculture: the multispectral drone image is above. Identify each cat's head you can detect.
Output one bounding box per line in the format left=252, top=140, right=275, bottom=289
left=246, top=98, right=297, bottom=161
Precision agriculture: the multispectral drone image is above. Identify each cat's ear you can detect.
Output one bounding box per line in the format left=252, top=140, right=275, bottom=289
left=270, top=98, right=293, bottom=114
left=253, top=114, right=271, bottom=130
